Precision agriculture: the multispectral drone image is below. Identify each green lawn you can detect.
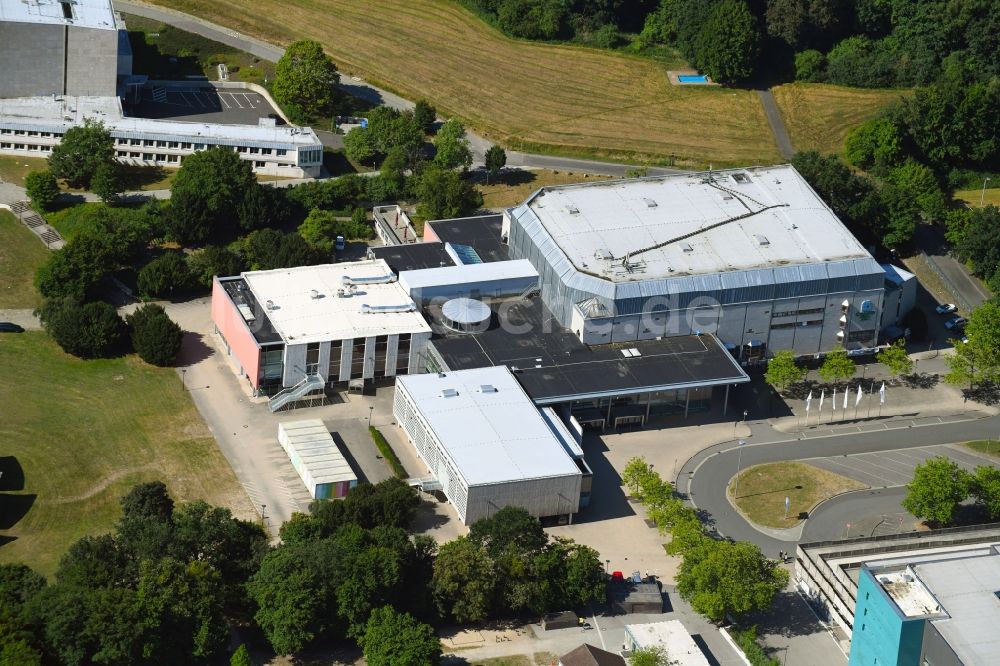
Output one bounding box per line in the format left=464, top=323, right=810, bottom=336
left=955, top=188, right=1000, bottom=209
left=729, top=461, right=867, bottom=529
left=0, top=155, right=49, bottom=187
left=45, top=203, right=107, bottom=242
left=0, top=211, right=48, bottom=309
left=0, top=333, right=253, bottom=576
left=965, top=440, right=1000, bottom=459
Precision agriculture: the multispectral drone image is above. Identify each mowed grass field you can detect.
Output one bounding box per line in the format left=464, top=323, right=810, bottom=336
left=0, top=211, right=48, bottom=309
left=479, top=169, right=612, bottom=209
left=955, top=188, right=1000, bottom=208
left=0, top=333, right=254, bottom=576
left=155, top=0, right=780, bottom=167
left=772, top=83, right=908, bottom=155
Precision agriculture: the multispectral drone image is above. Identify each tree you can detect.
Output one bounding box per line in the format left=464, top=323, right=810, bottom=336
left=230, top=644, right=251, bottom=666
left=343, top=125, right=378, bottom=166
left=484, top=145, right=506, bottom=184
left=765, top=0, right=809, bottom=49
left=469, top=506, right=548, bottom=559
left=945, top=301, right=1000, bottom=390
left=415, top=165, right=482, bottom=220
left=554, top=540, right=605, bottom=607
left=273, top=40, right=340, bottom=120
left=886, top=160, right=948, bottom=223
left=360, top=606, right=441, bottom=666
left=48, top=118, right=115, bottom=188
left=622, top=456, right=655, bottom=496
left=791, top=151, right=885, bottom=244
left=297, top=209, right=371, bottom=254
left=91, top=160, right=125, bottom=205
left=971, top=465, right=1000, bottom=521
left=37, top=297, right=126, bottom=359
left=247, top=545, right=329, bottom=655
left=794, top=49, right=825, bottom=81
left=24, top=170, right=60, bottom=212
left=497, top=0, right=568, bottom=40
left=956, top=206, right=1000, bottom=284
left=413, top=99, right=437, bottom=134
left=693, top=0, right=759, bottom=83
left=844, top=116, right=904, bottom=174
left=168, top=147, right=260, bottom=244
left=137, top=252, right=195, bottom=299
left=433, top=119, right=472, bottom=171
left=902, top=456, right=971, bottom=526
left=187, top=245, right=245, bottom=289
left=818, top=347, right=855, bottom=385
left=432, top=537, right=495, bottom=623
left=126, top=303, right=184, bottom=366
left=876, top=342, right=913, bottom=381
left=764, top=350, right=807, bottom=393
left=676, top=540, right=789, bottom=622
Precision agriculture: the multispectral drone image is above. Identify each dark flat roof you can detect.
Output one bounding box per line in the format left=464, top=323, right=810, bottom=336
left=220, top=277, right=283, bottom=345
left=429, top=299, right=748, bottom=404
left=426, top=214, right=509, bottom=263
left=368, top=242, right=455, bottom=272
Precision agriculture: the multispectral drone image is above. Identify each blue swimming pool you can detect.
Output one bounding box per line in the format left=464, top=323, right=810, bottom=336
left=678, top=74, right=709, bottom=83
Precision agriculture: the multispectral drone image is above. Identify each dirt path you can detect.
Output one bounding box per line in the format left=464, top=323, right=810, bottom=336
left=758, top=88, right=795, bottom=160
left=39, top=463, right=159, bottom=504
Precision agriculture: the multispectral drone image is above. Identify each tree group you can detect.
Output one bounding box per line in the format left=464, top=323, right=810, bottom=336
left=902, top=456, right=1000, bottom=527
left=944, top=301, right=1000, bottom=391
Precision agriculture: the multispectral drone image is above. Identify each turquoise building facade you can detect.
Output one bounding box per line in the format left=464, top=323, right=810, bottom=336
left=849, top=567, right=933, bottom=666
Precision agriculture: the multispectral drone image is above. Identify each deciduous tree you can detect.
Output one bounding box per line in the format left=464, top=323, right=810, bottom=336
left=137, top=252, right=195, bottom=299
left=818, top=347, right=855, bottom=385
left=360, top=606, right=441, bottom=666
left=413, top=99, right=437, bottom=134
left=902, top=456, right=971, bottom=526
left=945, top=301, right=1000, bottom=390
left=24, top=170, right=60, bottom=212
left=876, top=342, right=913, bottom=381
left=432, top=537, right=495, bottom=623
left=37, top=297, right=126, bottom=359
left=764, top=350, right=807, bottom=393
left=694, top=0, right=759, bottom=83
left=484, top=145, right=507, bottom=184
left=676, top=540, right=788, bottom=622
left=48, top=118, right=115, bottom=188
left=273, top=40, right=340, bottom=121
left=433, top=119, right=472, bottom=171
left=168, top=147, right=260, bottom=244
left=972, top=465, right=1000, bottom=521
left=415, top=165, right=481, bottom=220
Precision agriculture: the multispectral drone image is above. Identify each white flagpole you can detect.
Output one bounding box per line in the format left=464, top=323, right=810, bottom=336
left=819, top=390, right=825, bottom=424
left=854, top=384, right=862, bottom=419
left=842, top=386, right=849, bottom=421
left=879, top=381, right=886, bottom=417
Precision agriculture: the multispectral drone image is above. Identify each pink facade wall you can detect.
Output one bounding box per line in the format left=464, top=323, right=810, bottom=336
left=211, top=278, right=262, bottom=389
left=422, top=223, right=440, bottom=243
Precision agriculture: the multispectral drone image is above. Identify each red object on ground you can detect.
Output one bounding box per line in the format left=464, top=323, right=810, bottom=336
left=611, top=571, right=624, bottom=582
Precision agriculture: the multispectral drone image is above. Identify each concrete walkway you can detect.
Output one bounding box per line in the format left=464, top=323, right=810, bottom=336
left=757, top=89, right=794, bottom=160
left=0, top=309, right=42, bottom=329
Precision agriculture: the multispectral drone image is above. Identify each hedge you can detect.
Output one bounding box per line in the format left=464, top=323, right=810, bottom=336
left=369, top=426, right=408, bottom=479
left=733, top=626, right=780, bottom=666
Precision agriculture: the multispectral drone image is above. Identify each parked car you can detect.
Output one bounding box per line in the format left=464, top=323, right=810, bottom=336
left=0, top=322, right=25, bottom=333
left=936, top=303, right=958, bottom=314
left=961, top=336, right=970, bottom=344
left=944, top=316, right=968, bottom=330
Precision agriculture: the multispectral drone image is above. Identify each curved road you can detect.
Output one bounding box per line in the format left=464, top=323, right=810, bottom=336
left=679, top=415, right=1000, bottom=555
left=118, top=0, right=681, bottom=177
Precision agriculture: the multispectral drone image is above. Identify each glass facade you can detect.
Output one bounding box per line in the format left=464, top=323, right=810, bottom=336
left=259, top=345, right=284, bottom=392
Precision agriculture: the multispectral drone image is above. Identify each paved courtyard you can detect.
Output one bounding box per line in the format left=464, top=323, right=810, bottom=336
left=128, top=85, right=282, bottom=125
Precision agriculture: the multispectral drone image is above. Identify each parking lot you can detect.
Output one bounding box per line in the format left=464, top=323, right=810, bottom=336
left=128, top=85, right=282, bottom=125
left=805, top=443, right=991, bottom=488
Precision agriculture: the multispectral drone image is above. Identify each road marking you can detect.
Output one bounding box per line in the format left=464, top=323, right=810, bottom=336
left=218, top=92, right=231, bottom=108
left=241, top=93, right=255, bottom=107
left=589, top=608, right=606, bottom=650
left=231, top=93, right=245, bottom=108
left=177, top=91, right=194, bottom=107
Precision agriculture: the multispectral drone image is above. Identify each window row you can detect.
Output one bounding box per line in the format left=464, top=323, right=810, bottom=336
left=0, top=143, right=51, bottom=152
left=0, top=129, right=62, bottom=138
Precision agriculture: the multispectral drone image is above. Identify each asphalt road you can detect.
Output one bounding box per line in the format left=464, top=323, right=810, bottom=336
left=756, top=89, right=794, bottom=160
left=914, top=225, right=991, bottom=313
left=680, top=414, right=1000, bottom=554
left=116, top=0, right=683, bottom=177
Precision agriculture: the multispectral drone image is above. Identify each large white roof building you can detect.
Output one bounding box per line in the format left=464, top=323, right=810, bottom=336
left=504, top=165, right=887, bottom=356
left=0, top=0, right=116, bottom=30
left=393, top=366, right=585, bottom=524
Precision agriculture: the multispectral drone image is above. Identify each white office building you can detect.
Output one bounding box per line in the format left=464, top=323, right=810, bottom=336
left=393, top=366, right=586, bottom=525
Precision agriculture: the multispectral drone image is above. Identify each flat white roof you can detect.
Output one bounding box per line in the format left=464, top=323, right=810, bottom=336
left=0, top=96, right=322, bottom=147
left=242, top=260, right=431, bottom=345
left=918, top=550, right=1000, bottom=664
left=398, top=259, right=538, bottom=290
left=278, top=420, right=357, bottom=485
left=625, top=621, right=710, bottom=666
left=522, top=165, right=871, bottom=282
left=0, top=0, right=116, bottom=30
left=396, top=366, right=581, bottom=487
left=874, top=568, right=944, bottom=618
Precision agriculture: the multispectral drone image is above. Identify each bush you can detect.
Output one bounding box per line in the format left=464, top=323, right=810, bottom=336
left=591, top=24, right=621, bottom=49
left=126, top=303, right=184, bottom=366
left=37, top=297, right=126, bottom=359
left=137, top=252, right=196, bottom=299
left=187, top=245, right=246, bottom=289
left=369, top=426, right=407, bottom=479
left=794, top=49, right=825, bottom=82
left=24, top=170, right=60, bottom=212
left=732, top=626, right=780, bottom=666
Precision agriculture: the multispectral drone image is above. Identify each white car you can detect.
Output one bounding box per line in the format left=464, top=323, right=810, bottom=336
left=936, top=303, right=958, bottom=314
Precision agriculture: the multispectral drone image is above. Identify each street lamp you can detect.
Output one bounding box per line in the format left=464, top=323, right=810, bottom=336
left=733, top=439, right=746, bottom=499
left=368, top=404, right=374, bottom=428
left=605, top=559, right=610, bottom=574
left=982, top=177, right=992, bottom=207
left=181, top=368, right=187, bottom=390
left=260, top=504, right=266, bottom=526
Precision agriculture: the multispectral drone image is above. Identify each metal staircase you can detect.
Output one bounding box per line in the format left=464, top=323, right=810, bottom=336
left=268, top=374, right=325, bottom=413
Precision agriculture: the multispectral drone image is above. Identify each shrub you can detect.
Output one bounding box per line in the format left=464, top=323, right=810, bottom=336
left=732, top=626, right=781, bottom=666
left=794, top=49, right=825, bottom=82
left=24, top=170, right=60, bottom=212
left=137, top=252, right=196, bottom=299
left=37, top=297, right=126, bottom=359
left=187, top=245, right=246, bottom=289
left=126, top=303, right=184, bottom=366
left=369, top=426, right=407, bottom=479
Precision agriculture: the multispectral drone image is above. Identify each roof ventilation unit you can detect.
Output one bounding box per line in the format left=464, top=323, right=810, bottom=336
left=680, top=242, right=694, bottom=253
left=567, top=204, right=580, bottom=215
left=440, top=388, right=459, bottom=398
left=477, top=384, right=497, bottom=393
left=265, top=299, right=275, bottom=310
left=754, top=234, right=770, bottom=246
left=309, top=289, right=320, bottom=299
left=643, top=198, right=657, bottom=208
